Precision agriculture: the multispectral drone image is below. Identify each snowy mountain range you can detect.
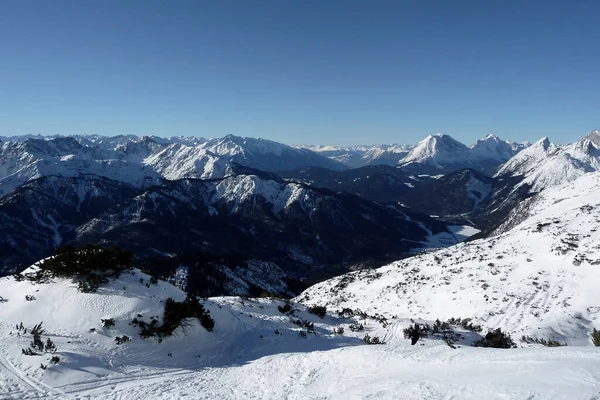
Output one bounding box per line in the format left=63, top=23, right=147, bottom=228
left=2, top=130, right=600, bottom=398
left=297, top=134, right=527, bottom=173
left=398, top=133, right=527, bottom=175
left=295, top=144, right=416, bottom=168
left=3, top=130, right=600, bottom=277
left=0, top=172, right=461, bottom=289
left=0, top=135, right=343, bottom=199
left=0, top=133, right=526, bottom=201
left=1, top=171, right=600, bottom=398
left=496, top=130, right=600, bottom=192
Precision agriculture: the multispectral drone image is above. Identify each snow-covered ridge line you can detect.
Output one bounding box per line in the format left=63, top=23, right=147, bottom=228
left=397, top=133, right=528, bottom=174
left=495, top=130, right=600, bottom=193
left=0, top=134, right=343, bottom=199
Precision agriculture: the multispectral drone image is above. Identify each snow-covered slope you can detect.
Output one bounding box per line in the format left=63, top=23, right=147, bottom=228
left=496, top=131, right=600, bottom=192
left=0, top=138, right=163, bottom=198
left=401, top=134, right=470, bottom=165
left=469, top=134, right=527, bottom=168
left=1, top=260, right=599, bottom=399
left=495, top=137, right=559, bottom=178
left=197, top=135, right=345, bottom=171
left=143, top=143, right=237, bottom=180
left=297, top=172, right=600, bottom=345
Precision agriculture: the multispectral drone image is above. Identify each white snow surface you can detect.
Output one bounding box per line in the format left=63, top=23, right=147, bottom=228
left=298, top=172, right=600, bottom=346
left=496, top=131, right=600, bottom=192
left=1, top=261, right=600, bottom=399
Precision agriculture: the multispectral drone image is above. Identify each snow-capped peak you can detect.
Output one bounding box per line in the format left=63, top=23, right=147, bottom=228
left=469, top=134, right=525, bottom=163
left=583, top=130, right=600, bottom=147
left=401, top=134, right=469, bottom=165
left=397, top=133, right=523, bottom=174
left=495, top=137, right=558, bottom=178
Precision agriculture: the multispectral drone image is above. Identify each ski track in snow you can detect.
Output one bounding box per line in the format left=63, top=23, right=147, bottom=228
left=0, top=324, right=64, bottom=399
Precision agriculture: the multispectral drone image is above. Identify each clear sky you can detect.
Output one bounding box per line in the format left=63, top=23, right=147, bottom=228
left=0, top=0, right=598, bottom=146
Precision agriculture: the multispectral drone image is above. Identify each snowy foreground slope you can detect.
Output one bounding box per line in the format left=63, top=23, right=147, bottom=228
left=1, top=263, right=600, bottom=399
left=299, top=172, right=600, bottom=345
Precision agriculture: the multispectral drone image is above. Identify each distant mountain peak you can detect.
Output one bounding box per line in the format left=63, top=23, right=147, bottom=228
left=584, top=130, right=600, bottom=146
left=399, top=133, right=521, bottom=174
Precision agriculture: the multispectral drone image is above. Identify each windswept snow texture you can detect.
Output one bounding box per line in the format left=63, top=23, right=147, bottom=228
left=298, top=172, right=600, bottom=345
left=1, top=264, right=600, bottom=399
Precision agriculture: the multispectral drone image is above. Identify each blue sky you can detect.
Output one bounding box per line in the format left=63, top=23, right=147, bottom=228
left=0, top=0, right=598, bottom=146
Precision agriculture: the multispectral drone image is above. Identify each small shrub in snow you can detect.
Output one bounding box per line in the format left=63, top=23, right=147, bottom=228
left=40, top=363, right=47, bottom=370
left=101, top=318, right=115, bottom=328
left=432, top=319, right=450, bottom=334
left=337, top=308, right=355, bottom=318
left=50, top=356, right=60, bottom=364
left=349, top=323, right=364, bottom=332
left=114, top=335, right=130, bottom=345
left=403, top=323, right=428, bottom=345
left=278, top=302, right=292, bottom=314
left=31, top=323, right=45, bottom=353
left=22, top=348, right=37, bottom=356
left=592, top=328, right=600, bottom=346
left=521, top=335, right=565, bottom=347
left=25, top=295, right=36, bottom=301
left=363, top=334, right=384, bottom=345
left=291, top=318, right=314, bottom=333
left=307, top=305, right=327, bottom=319
left=132, top=294, right=215, bottom=340
left=446, top=317, right=482, bottom=333
left=475, top=328, right=516, bottom=349
left=333, top=327, right=344, bottom=335
left=403, top=323, right=428, bottom=339
left=45, top=338, right=57, bottom=353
